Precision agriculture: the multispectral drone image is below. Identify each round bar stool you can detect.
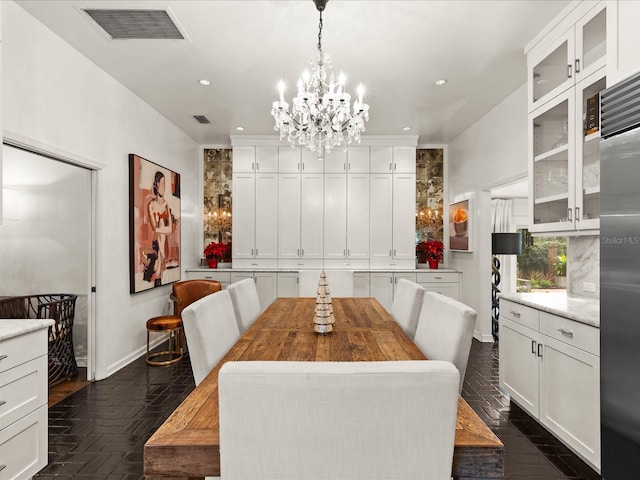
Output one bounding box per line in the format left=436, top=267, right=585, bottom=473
left=146, top=315, right=184, bottom=366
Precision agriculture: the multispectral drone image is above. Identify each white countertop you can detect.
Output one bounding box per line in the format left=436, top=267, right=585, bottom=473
left=0, top=319, right=54, bottom=341
left=500, top=292, right=600, bottom=328
left=186, top=267, right=460, bottom=273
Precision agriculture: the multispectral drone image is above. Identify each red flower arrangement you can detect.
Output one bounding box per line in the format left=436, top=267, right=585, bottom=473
left=204, top=241, right=230, bottom=260
left=416, top=240, right=444, bottom=261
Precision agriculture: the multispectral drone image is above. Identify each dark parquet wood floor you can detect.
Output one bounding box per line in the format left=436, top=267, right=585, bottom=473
left=35, top=339, right=601, bottom=479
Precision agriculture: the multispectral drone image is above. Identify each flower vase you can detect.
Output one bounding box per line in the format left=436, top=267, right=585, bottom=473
left=428, top=258, right=439, bottom=270
left=207, top=257, right=218, bottom=269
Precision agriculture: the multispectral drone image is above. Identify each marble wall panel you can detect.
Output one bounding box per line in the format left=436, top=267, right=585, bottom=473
left=203, top=149, right=232, bottom=245
left=416, top=149, right=444, bottom=242
left=568, top=235, right=599, bottom=298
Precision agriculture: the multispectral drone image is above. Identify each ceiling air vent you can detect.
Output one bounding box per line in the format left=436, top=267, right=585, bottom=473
left=193, top=115, right=211, bottom=124
left=83, top=9, right=184, bottom=40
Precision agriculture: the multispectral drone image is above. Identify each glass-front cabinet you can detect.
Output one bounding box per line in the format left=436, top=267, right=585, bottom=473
left=528, top=2, right=606, bottom=112
left=529, top=67, right=606, bottom=233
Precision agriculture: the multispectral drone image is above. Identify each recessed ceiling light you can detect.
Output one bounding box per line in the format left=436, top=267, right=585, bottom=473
left=199, top=79, right=211, bottom=86
left=402, top=126, right=411, bottom=131
left=235, top=126, right=244, bottom=131
left=434, top=79, right=447, bottom=86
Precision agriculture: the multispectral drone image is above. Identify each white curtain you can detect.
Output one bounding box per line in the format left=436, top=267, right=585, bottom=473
left=491, top=198, right=513, bottom=233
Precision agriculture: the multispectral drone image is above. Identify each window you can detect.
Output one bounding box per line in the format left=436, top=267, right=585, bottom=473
left=516, top=229, right=567, bottom=291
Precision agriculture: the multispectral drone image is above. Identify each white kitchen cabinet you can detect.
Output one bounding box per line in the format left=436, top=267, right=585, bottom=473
left=233, top=145, right=278, bottom=173
left=254, top=272, right=277, bottom=313
left=369, top=146, right=393, bottom=173
left=347, top=147, right=370, bottom=173
left=369, top=173, right=416, bottom=268
left=392, top=146, right=417, bottom=173
left=278, top=146, right=301, bottom=173
left=232, top=173, right=278, bottom=267
left=607, top=0, right=640, bottom=86
left=528, top=68, right=605, bottom=233
left=186, top=270, right=231, bottom=287
left=353, top=272, right=370, bottom=297
left=499, top=298, right=600, bottom=471
left=416, top=271, right=461, bottom=300
left=230, top=271, right=253, bottom=283
left=323, top=149, right=347, bottom=173
left=232, top=146, right=256, bottom=173
left=301, top=149, right=325, bottom=173
left=0, top=322, right=51, bottom=479
left=369, top=146, right=416, bottom=173
left=370, top=272, right=394, bottom=311
left=277, top=272, right=299, bottom=297
left=277, top=174, right=324, bottom=268
left=255, top=146, right=278, bottom=172
left=324, top=173, right=370, bottom=268
left=527, top=2, right=606, bottom=112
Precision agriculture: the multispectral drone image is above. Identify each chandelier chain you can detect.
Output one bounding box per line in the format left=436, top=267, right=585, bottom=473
left=317, top=11, right=323, bottom=53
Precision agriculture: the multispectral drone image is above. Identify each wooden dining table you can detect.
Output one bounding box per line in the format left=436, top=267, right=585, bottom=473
left=144, top=297, right=503, bottom=479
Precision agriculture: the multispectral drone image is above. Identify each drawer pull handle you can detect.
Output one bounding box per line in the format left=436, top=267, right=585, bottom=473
left=434, top=276, right=442, bottom=279
left=0, top=355, right=6, bottom=361
left=537, top=343, right=543, bottom=358
left=0, top=465, right=5, bottom=472
left=557, top=328, right=574, bottom=338
left=531, top=340, right=536, bottom=354
left=510, top=311, right=521, bottom=318
left=0, top=400, right=5, bottom=407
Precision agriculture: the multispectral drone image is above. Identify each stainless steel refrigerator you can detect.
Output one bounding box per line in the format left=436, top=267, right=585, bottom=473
left=600, top=70, right=640, bottom=479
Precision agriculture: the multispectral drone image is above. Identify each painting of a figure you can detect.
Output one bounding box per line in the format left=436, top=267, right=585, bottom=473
left=129, top=154, right=181, bottom=293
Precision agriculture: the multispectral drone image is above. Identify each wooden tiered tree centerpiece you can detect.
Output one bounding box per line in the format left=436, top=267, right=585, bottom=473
left=313, top=271, right=335, bottom=334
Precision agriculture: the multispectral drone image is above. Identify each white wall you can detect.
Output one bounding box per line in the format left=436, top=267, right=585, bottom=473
left=447, top=84, right=529, bottom=341
left=2, top=1, right=199, bottom=379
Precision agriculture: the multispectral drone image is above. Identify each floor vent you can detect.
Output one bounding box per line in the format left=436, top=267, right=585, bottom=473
left=193, top=115, right=211, bottom=124
left=83, top=9, right=184, bottom=40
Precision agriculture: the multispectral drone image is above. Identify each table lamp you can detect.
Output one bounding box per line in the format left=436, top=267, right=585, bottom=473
left=491, top=232, right=522, bottom=342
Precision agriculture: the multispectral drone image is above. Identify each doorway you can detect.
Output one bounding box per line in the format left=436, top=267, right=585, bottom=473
left=1, top=144, right=96, bottom=380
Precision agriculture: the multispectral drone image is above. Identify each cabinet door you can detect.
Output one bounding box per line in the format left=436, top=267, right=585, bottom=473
left=607, top=0, right=640, bottom=86
left=499, top=318, right=540, bottom=417
left=420, top=283, right=460, bottom=300
left=369, top=174, right=393, bottom=268
left=370, top=146, right=393, bottom=173
left=232, top=174, right=255, bottom=258
left=255, top=146, right=278, bottom=172
left=528, top=29, right=575, bottom=112
left=539, top=335, right=600, bottom=469
left=575, top=68, right=605, bottom=231
left=529, top=90, right=576, bottom=233
left=393, top=272, right=417, bottom=298
left=301, top=174, right=324, bottom=259
left=278, top=175, right=301, bottom=259
left=254, top=272, right=277, bottom=313
left=353, top=272, right=370, bottom=297
left=574, top=3, right=606, bottom=83
left=278, top=146, right=301, bottom=173
left=232, top=146, right=256, bottom=172
left=370, top=272, right=394, bottom=312
left=301, top=148, right=325, bottom=173
left=323, top=149, right=347, bottom=173
left=393, top=146, right=416, bottom=173
left=347, top=174, right=370, bottom=260
left=324, top=174, right=347, bottom=259
left=277, top=272, right=299, bottom=297
left=255, top=174, right=278, bottom=259
left=347, top=146, right=370, bottom=173
left=392, top=174, right=417, bottom=260
left=230, top=272, right=253, bottom=283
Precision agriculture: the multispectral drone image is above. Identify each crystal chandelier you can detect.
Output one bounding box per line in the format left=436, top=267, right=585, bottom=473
left=417, top=207, right=443, bottom=232
left=271, top=0, right=369, bottom=157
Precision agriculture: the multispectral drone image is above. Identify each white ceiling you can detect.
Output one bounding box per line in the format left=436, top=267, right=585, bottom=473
left=15, top=0, right=570, bottom=145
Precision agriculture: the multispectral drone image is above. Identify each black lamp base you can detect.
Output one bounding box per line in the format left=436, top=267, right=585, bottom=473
left=491, top=255, right=501, bottom=342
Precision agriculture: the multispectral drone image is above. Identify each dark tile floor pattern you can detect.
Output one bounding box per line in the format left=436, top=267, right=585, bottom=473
left=34, top=340, right=601, bottom=479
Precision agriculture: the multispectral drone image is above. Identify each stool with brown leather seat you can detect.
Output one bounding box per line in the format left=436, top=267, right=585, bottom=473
left=145, top=279, right=222, bottom=366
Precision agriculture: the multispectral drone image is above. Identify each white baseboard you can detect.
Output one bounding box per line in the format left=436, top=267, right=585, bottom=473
left=106, top=335, right=167, bottom=378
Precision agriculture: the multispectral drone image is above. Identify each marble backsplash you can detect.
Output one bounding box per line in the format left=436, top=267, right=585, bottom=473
left=567, top=235, right=599, bottom=299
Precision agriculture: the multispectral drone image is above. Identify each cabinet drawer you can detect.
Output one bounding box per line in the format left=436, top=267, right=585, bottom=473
left=0, top=404, right=47, bottom=479
left=500, top=300, right=539, bottom=330
left=0, top=329, right=47, bottom=374
left=420, top=284, right=459, bottom=300
left=539, top=312, right=599, bottom=356
left=416, top=272, right=459, bottom=283
left=0, top=355, right=48, bottom=430
left=186, top=270, right=231, bottom=286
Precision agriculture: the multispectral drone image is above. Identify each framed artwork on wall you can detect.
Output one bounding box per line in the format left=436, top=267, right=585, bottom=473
left=449, top=198, right=472, bottom=252
left=129, top=154, right=181, bottom=293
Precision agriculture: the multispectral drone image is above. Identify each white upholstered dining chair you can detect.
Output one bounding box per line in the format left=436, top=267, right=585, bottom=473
left=181, top=289, right=240, bottom=386
left=218, top=360, right=459, bottom=480
left=226, top=278, right=261, bottom=333
left=390, top=278, right=425, bottom=339
left=414, top=291, right=477, bottom=393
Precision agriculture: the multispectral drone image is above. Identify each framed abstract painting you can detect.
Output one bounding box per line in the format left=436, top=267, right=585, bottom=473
left=449, top=198, right=473, bottom=252
left=129, top=154, right=181, bottom=293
